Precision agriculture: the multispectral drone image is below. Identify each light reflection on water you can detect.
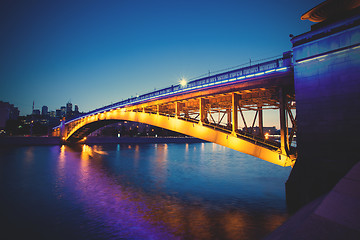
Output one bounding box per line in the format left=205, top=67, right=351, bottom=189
left=0, top=143, right=291, bottom=240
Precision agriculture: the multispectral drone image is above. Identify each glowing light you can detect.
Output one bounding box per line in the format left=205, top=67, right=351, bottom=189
left=255, top=72, right=265, bottom=76
left=265, top=133, right=269, bottom=140
left=179, top=78, right=187, bottom=87
left=275, top=67, right=288, bottom=71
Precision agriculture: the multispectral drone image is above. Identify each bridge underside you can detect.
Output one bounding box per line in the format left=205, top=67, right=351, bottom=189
left=66, top=120, right=120, bottom=142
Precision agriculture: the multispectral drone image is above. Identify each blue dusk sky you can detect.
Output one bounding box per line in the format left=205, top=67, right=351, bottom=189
left=1, top=0, right=322, bottom=119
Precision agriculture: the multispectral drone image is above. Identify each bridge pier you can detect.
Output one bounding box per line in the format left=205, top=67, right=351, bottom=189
left=286, top=9, right=360, bottom=212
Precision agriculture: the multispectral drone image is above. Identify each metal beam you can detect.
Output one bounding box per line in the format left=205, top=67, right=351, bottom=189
left=232, top=93, right=240, bottom=134
left=258, top=103, right=263, bottom=137
left=200, top=98, right=207, bottom=124
left=279, top=88, right=289, bottom=155
left=175, top=102, right=181, bottom=118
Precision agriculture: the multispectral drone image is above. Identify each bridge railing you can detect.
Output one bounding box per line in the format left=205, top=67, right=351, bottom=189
left=55, top=53, right=293, bottom=128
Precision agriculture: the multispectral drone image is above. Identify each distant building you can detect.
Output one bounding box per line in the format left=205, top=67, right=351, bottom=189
left=0, top=102, right=11, bottom=129
left=56, top=109, right=62, bottom=118
left=242, top=126, right=278, bottom=135
left=49, top=111, right=56, bottom=118
left=66, top=102, right=72, bottom=114
left=41, top=105, right=48, bottom=116
left=60, top=106, right=66, bottom=117
left=74, top=105, right=79, bottom=113
left=32, top=109, right=40, bottom=115
left=9, top=104, right=20, bottom=120
left=0, top=101, right=20, bottom=129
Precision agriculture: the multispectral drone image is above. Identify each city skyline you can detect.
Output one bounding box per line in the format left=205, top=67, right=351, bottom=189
left=1, top=0, right=321, bottom=125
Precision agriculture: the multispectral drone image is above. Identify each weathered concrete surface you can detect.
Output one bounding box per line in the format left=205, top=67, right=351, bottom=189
left=265, top=161, right=360, bottom=240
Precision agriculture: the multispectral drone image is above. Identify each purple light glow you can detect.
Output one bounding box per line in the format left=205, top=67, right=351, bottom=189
left=56, top=144, right=179, bottom=240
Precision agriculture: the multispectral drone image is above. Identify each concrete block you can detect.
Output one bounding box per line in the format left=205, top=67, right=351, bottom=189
left=292, top=214, right=360, bottom=240
left=344, top=162, right=360, bottom=181
left=333, top=178, right=360, bottom=200
left=315, top=191, right=360, bottom=231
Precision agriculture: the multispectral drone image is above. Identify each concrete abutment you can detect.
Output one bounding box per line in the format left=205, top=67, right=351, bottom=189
left=286, top=10, right=360, bottom=212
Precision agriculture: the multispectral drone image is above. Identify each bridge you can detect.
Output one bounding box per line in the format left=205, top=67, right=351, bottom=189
left=53, top=52, right=296, bottom=167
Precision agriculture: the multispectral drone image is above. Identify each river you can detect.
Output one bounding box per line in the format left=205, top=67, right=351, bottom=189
left=0, top=142, right=291, bottom=240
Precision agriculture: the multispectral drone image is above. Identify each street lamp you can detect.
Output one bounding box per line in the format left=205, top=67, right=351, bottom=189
left=179, top=77, right=187, bottom=87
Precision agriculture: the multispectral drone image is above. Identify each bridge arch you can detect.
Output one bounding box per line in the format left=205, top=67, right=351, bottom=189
left=63, top=109, right=294, bottom=167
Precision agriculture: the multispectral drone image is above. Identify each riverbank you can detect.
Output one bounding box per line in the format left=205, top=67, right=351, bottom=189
left=0, top=136, right=206, bottom=146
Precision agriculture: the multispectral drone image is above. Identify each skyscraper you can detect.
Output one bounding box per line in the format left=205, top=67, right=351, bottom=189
left=0, top=101, right=19, bottom=130
left=66, top=102, right=72, bottom=114
left=60, top=106, right=66, bottom=117
left=42, top=106, right=48, bottom=116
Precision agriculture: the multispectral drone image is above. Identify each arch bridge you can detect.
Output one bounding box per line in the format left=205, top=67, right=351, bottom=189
left=53, top=53, right=296, bottom=167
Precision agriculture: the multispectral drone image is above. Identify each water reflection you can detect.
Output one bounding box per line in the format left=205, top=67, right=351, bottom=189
left=24, top=146, right=34, bottom=165
left=0, top=143, right=290, bottom=239
left=153, top=143, right=168, bottom=188
left=55, top=145, right=66, bottom=199
left=71, top=144, right=178, bottom=239
left=52, top=143, right=289, bottom=240
left=134, top=144, right=140, bottom=165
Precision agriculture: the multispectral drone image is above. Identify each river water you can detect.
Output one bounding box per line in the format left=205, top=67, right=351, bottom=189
left=0, top=142, right=291, bottom=240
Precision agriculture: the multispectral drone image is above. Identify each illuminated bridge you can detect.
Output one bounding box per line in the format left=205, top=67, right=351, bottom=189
left=53, top=52, right=296, bottom=167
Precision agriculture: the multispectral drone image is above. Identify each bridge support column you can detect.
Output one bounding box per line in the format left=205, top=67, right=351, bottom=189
left=175, top=102, right=181, bottom=118
left=226, top=109, right=231, bottom=129
left=199, top=98, right=207, bottom=124
left=258, top=103, right=263, bottom=137
left=232, top=93, right=239, bottom=135
left=279, top=88, right=289, bottom=155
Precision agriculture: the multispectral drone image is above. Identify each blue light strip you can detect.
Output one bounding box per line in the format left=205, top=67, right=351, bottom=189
left=297, top=43, right=360, bottom=64
left=54, top=64, right=291, bottom=129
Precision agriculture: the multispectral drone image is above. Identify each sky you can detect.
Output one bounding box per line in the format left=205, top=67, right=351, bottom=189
left=0, top=0, right=323, bottom=120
